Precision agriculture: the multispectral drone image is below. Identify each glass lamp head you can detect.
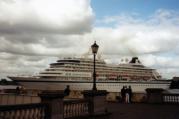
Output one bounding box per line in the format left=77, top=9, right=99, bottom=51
left=91, top=41, right=99, bottom=54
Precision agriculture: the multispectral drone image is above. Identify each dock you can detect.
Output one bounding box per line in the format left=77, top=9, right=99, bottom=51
left=85, top=101, right=179, bottom=119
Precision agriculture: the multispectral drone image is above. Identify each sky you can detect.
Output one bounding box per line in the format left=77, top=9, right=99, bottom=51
left=0, top=0, right=179, bottom=80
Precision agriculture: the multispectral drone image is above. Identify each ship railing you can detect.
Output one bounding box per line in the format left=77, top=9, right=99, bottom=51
left=163, top=93, right=179, bottom=103
left=63, top=99, right=91, bottom=119
left=0, top=103, right=49, bottom=119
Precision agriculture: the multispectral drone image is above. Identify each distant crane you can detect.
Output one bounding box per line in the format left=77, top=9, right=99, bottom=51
left=83, top=47, right=92, bottom=58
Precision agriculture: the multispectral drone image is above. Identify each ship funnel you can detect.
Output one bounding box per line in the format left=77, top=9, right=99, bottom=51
left=129, top=57, right=141, bottom=64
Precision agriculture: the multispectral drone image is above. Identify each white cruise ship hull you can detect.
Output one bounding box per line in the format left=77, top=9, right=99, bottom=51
left=9, top=77, right=170, bottom=93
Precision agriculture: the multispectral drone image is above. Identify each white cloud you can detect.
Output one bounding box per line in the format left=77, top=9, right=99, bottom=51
left=1, top=6, right=179, bottom=79
left=0, top=0, right=94, bottom=35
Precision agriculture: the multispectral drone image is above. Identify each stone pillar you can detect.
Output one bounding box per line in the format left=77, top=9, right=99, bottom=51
left=145, top=88, right=163, bottom=103
left=81, top=90, right=109, bottom=115
left=38, top=91, right=65, bottom=119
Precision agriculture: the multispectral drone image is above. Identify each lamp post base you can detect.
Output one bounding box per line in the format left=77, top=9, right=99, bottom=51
left=81, top=90, right=109, bottom=115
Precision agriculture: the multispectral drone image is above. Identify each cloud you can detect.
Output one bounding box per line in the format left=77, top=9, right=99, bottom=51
left=0, top=0, right=94, bottom=35
left=1, top=6, right=179, bottom=79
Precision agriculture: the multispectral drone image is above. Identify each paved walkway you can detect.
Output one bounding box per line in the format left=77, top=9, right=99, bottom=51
left=86, top=102, right=179, bottom=119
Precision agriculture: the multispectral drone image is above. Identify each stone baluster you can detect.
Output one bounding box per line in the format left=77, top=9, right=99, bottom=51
left=4, top=111, right=9, bottom=119
left=75, top=103, right=79, bottom=116
left=67, top=104, right=70, bottom=118
left=85, top=102, right=89, bottom=115
left=69, top=104, right=72, bottom=118
left=33, top=108, right=38, bottom=119
left=24, top=109, right=29, bottom=119
left=19, top=110, right=24, bottom=119
left=0, top=112, right=4, bottom=117
left=72, top=104, right=76, bottom=117
left=167, top=96, right=169, bottom=102
left=28, top=109, right=34, bottom=119
left=78, top=103, right=81, bottom=116
left=9, top=111, right=13, bottom=119
left=37, top=108, right=42, bottom=119
left=64, top=105, right=67, bottom=118
left=82, top=103, right=85, bottom=115
left=84, top=102, right=87, bottom=115
left=41, top=107, right=46, bottom=119
left=14, top=110, right=20, bottom=119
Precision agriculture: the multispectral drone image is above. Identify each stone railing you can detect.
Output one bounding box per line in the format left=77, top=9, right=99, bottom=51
left=0, top=103, right=49, bottom=119
left=0, top=94, right=41, bottom=106
left=63, top=99, right=91, bottom=119
left=163, top=93, right=179, bottom=103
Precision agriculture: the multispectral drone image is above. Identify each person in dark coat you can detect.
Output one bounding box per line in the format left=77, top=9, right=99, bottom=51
left=16, top=86, right=20, bottom=94
left=121, top=86, right=126, bottom=103
left=64, top=85, right=70, bottom=96
left=129, top=86, right=132, bottom=102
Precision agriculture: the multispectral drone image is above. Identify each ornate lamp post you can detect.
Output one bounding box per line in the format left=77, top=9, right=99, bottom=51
left=91, top=41, right=99, bottom=90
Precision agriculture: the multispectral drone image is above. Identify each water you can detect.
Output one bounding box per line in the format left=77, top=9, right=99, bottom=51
left=0, top=85, right=18, bottom=89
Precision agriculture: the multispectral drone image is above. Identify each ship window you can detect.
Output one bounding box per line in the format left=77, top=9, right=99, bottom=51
left=69, top=73, right=71, bottom=76
left=66, top=73, right=68, bottom=75
left=76, top=74, right=78, bottom=76
left=84, top=74, right=86, bottom=76
left=79, top=74, right=81, bottom=76
left=73, top=74, right=75, bottom=76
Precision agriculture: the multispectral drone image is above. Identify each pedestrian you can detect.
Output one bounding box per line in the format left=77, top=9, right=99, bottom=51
left=121, top=86, right=126, bottom=103
left=16, top=86, right=20, bottom=94
left=125, top=86, right=130, bottom=103
left=64, top=85, right=70, bottom=97
left=20, top=85, right=25, bottom=94
left=129, top=86, right=132, bottom=102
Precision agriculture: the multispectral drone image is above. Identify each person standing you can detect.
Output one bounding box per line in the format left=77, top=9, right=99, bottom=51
left=121, top=86, right=126, bottom=103
left=64, top=85, right=70, bottom=97
left=16, top=86, right=20, bottom=94
left=20, top=85, right=25, bottom=94
left=125, top=86, right=130, bottom=103
left=129, top=86, right=132, bottom=103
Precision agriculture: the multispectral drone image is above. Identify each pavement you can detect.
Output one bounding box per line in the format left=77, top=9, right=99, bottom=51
left=85, top=101, right=179, bottom=119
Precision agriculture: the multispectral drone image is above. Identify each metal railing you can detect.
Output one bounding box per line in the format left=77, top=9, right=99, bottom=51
left=63, top=99, right=91, bottom=119
left=163, top=93, right=179, bottom=103
left=0, top=103, right=49, bottom=119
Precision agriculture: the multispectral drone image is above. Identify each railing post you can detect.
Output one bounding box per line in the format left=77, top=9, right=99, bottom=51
left=81, top=90, right=108, bottom=115
left=38, top=91, right=65, bottom=119
left=145, top=88, right=163, bottom=103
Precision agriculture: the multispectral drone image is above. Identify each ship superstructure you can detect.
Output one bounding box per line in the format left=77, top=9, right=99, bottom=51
left=7, top=52, right=170, bottom=92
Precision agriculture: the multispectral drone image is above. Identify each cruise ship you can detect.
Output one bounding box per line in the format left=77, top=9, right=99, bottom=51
left=7, top=50, right=171, bottom=92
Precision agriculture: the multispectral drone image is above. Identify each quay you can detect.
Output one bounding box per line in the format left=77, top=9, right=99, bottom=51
left=86, top=101, right=179, bottom=119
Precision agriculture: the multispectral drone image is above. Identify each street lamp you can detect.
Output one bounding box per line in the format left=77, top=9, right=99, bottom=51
left=91, top=41, right=99, bottom=90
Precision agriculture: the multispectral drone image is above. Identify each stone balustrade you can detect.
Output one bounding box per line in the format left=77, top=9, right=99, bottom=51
left=0, top=90, right=108, bottom=119
left=0, top=103, right=49, bottom=119
left=0, top=94, right=41, bottom=106
left=63, top=99, right=91, bottom=119
left=163, top=93, right=179, bottom=103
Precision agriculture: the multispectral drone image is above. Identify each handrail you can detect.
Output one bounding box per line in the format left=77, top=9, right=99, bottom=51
left=63, top=99, right=91, bottom=104
left=0, top=103, right=49, bottom=111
